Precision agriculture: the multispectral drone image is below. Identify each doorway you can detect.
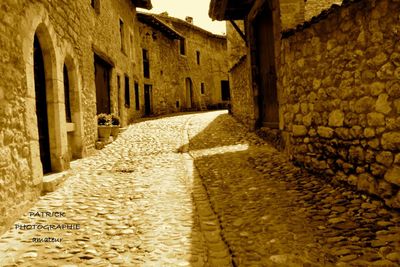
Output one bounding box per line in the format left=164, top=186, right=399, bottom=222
left=144, top=84, right=152, bottom=115
left=185, top=77, right=193, bottom=109
left=254, top=5, right=279, bottom=128
left=94, top=54, right=111, bottom=114
left=34, top=35, right=52, bottom=174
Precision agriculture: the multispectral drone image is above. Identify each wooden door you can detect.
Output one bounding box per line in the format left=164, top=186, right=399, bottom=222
left=94, top=55, right=111, bottom=114
left=254, top=6, right=279, bottom=128
left=34, top=35, right=52, bottom=174
left=144, top=84, right=152, bottom=115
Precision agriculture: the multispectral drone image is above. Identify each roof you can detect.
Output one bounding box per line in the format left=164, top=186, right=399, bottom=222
left=155, top=14, right=226, bottom=40
left=132, top=0, right=152, bottom=9
left=282, top=0, right=362, bottom=38
left=209, top=0, right=254, bottom=21
left=137, top=12, right=184, bottom=40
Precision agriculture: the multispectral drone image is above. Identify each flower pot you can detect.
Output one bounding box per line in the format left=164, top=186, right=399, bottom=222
left=98, top=126, right=112, bottom=141
left=111, top=125, right=120, bottom=139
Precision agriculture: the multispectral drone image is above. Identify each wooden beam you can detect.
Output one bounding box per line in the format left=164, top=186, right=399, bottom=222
left=229, top=20, right=247, bottom=45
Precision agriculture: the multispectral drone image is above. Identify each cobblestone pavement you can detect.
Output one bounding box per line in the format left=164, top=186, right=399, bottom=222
left=0, top=113, right=226, bottom=266
left=1, top=110, right=400, bottom=267
left=187, top=111, right=400, bottom=266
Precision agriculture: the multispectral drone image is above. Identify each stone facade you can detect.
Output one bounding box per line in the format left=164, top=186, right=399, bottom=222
left=138, top=13, right=229, bottom=115
left=280, top=0, right=400, bottom=207
left=0, top=0, right=150, bottom=235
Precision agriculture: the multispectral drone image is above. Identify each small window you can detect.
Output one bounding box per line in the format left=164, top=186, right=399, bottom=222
left=135, top=82, right=140, bottom=110
left=63, top=64, right=72, bottom=122
left=200, top=82, right=205, bottom=95
left=142, top=49, right=150, bottom=78
left=179, top=39, right=186, bottom=55
left=91, top=0, right=100, bottom=13
left=124, top=75, right=130, bottom=108
left=130, top=32, right=134, bottom=60
left=196, top=51, right=200, bottom=65
left=120, top=19, right=125, bottom=53
left=176, top=100, right=180, bottom=108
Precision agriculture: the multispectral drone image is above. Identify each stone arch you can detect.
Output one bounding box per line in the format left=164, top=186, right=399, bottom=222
left=22, top=5, right=69, bottom=184
left=62, top=46, right=85, bottom=160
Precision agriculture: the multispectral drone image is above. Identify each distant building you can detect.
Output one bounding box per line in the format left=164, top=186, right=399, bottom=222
left=137, top=12, right=229, bottom=115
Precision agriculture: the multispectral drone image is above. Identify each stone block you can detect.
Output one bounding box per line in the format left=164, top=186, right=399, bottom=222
left=384, top=166, right=400, bottom=186
left=317, top=126, right=334, bottom=138
left=367, top=112, right=385, bottom=127
left=292, top=125, right=308, bottom=137
left=364, top=128, right=375, bottom=138
left=375, top=94, right=391, bottom=114
left=354, top=96, right=374, bottom=113
left=381, top=132, right=400, bottom=150
left=370, top=82, right=385, bottom=96
left=376, top=151, right=394, bottom=167
left=328, top=110, right=344, bottom=127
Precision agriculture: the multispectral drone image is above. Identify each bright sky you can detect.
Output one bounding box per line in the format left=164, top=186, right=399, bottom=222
left=138, top=0, right=226, bottom=35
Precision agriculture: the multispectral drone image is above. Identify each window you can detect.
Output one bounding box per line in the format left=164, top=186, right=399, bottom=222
left=200, top=82, right=205, bottom=95
left=130, top=32, right=134, bottom=60
left=120, top=19, right=125, bottom=53
left=221, top=80, right=230, bottom=101
left=179, top=39, right=186, bottom=55
left=63, top=64, right=72, bottom=122
left=135, top=82, right=140, bottom=110
left=196, top=51, right=200, bottom=65
left=142, top=49, right=150, bottom=78
left=124, top=75, right=130, bottom=108
left=176, top=100, right=180, bottom=108
left=91, top=0, right=100, bottom=13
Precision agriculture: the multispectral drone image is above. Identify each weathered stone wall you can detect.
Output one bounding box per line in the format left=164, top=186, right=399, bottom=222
left=0, top=0, right=144, bottom=235
left=279, top=0, right=400, bottom=207
left=226, top=21, right=255, bottom=128
left=305, top=0, right=343, bottom=21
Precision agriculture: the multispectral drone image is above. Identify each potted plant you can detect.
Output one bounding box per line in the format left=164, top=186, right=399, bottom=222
left=97, top=113, right=112, bottom=141
left=110, top=113, right=120, bottom=139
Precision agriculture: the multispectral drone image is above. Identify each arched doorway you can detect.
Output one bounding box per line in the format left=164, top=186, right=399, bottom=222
left=34, top=34, right=51, bottom=174
left=185, top=77, right=193, bottom=109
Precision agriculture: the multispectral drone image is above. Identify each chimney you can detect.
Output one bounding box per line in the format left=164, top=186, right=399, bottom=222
left=185, top=16, right=193, bottom=24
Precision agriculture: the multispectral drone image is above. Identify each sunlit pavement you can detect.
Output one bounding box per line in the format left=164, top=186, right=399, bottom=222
left=1, top=110, right=400, bottom=266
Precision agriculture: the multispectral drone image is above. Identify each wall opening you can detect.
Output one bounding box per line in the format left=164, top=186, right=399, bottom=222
left=34, top=34, right=52, bottom=174
left=94, top=54, right=112, bottom=114
left=144, top=84, right=152, bottom=115
left=124, top=75, right=130, bottom=108
left=142, top=49, right=150, bottom=78
left=63, top=64, right=72, bottom=122
left=179, top=39, right=186, bottom=55
left=135, top=82, right=140, bottom=110
left=185, top=77, right=193, bottom=109
left=196, top=50, right=200, bottom=64
left=221, top=80, right=230, bottom=101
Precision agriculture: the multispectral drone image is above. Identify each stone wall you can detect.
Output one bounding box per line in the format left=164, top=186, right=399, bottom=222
left=279, top=0, right=400, bottom=207
left=0, top=0, right=145, bottom=235
left=305, top=0, right=343, bottom=21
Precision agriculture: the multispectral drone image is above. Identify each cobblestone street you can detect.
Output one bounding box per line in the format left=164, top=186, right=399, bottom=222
left=1, top=110, right=400, bottom=266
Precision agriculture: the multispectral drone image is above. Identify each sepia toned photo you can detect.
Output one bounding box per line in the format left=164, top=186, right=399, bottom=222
left=0, top=0, right=400, bottom=266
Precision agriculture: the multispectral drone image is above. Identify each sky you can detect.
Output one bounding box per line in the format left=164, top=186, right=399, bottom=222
left=138, top=0, right=226, bottom=35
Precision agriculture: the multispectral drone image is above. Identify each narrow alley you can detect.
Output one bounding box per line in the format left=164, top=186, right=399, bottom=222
left=1, top=111, right=400, bottom=266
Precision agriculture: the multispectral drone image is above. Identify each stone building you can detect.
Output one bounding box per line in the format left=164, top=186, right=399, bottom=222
left=0, top=0, right=152, bottom=235
left=137, top=12, right=229, bottom=115
left=210, top=0, right=400, bottom=208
